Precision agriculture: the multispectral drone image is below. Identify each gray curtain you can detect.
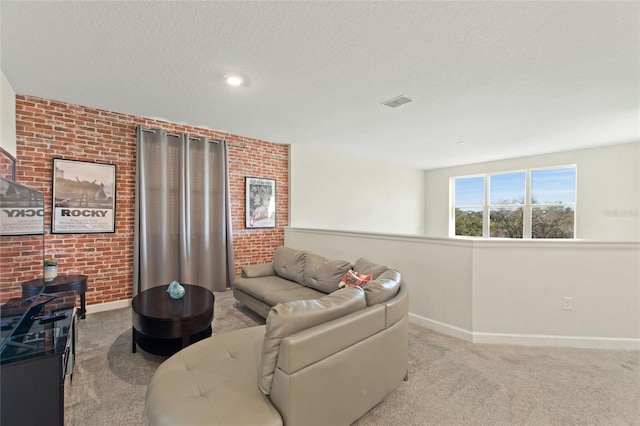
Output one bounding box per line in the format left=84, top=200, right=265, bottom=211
left=134, top=126, right=234, bottom=294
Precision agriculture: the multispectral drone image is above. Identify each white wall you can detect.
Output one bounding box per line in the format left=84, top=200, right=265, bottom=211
left=285, top=228, right=640, bottom=349
left=291, top=142, right=639, bottom=241
left=424, top=142, right=640, bottom=241
left=288, top=142, right=640, bottom=349
left=471, top=240, right=640, bottom=342
left=0, top=69, right=17, bottom=156
left=289, top=144, right=425, bottom=235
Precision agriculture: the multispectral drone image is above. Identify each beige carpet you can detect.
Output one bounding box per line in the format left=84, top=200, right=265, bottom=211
left=64, top=289, right=640, bottom=425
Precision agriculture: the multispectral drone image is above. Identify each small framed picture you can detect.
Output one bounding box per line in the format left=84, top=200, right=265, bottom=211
left=245, top=177, right=276, bottom=228
left=52, top=159, right=116, bottom=233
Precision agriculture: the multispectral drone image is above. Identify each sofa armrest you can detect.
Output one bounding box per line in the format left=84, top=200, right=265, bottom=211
left=276, top=305, right=385, bottom=375
left=384, top=281, right=409, bottom=328
left=242, top=262, right=275, bottom=278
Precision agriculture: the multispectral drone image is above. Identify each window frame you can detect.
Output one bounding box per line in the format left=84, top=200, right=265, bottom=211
left=450, top=165, right=577, bottom=239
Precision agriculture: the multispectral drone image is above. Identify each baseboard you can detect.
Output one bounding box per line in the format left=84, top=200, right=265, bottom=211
left=409, top=313, right=640, bottom=350
left=409, top=313, right=474, bottom=342
left=83, top=302, right=639, bottom=350
left=473, top=332, right=640, bottom=350
left=86, top=298, right=131, bottom=315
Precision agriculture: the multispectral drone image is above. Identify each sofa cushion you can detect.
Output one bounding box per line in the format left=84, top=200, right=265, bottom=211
left=353, top=257, right=390, bottom=279
left=273, top=246, right=307, bottom=284
left=263, top=286, right=326, bottom=306
left=303, top=253, right=352, bottom=294
left=259, top=286, right=366, bottom=395
left=234, top=275, right=302, bottom=302
left=242, top=262, right=275, bottom=278
left=362, top=269, right=402, bottom=306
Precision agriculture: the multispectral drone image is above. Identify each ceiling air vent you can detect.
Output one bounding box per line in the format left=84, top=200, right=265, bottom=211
left=382, top=95, right=413, bottom=108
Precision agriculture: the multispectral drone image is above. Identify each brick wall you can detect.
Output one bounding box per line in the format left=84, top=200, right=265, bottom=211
left=0, top=95, right=288, bottom=305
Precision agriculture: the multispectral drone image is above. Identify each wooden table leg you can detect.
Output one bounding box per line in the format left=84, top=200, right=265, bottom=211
left=80, top=293, right=86, bottom=319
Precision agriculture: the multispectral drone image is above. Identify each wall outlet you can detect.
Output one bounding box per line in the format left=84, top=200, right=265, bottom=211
left=562, top=296, right=573, bottom=311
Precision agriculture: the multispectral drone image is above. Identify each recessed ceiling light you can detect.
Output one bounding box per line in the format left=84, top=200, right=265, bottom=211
left=224, top=73, right=245, bottom=87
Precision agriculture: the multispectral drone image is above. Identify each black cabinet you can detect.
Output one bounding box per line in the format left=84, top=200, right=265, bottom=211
left=0, top=293, right=76, bottom=426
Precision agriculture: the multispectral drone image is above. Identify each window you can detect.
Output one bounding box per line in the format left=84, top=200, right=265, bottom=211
left=452, top=166, right=576, bottom=239
left=453, top=176, right=483, bottom=237
left=530, top=168, right=576, bottom=238
left=489, top=172, right=525, bottom=238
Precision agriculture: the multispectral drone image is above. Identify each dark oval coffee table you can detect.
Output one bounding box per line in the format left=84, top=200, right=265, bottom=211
left=131, top=284, right=214, bottom=356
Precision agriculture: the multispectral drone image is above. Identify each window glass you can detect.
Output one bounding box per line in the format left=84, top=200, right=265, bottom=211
left=531, top=167, right=576, bottom=204
left=532, top=206, right=575, bottom=238
left=490, top=207, right=523, bottom=238
left=455, top=207, right=483, bottom=236
left=490, top=173, right=525, bottom=205
left=454, top=176, right=484, bottom=207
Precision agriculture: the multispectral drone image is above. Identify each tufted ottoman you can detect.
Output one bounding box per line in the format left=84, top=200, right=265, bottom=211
left=145, top=325, right=282, bottom=426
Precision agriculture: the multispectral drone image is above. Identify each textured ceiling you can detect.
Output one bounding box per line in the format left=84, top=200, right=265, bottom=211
left=1, top=1, right=638, bottom=170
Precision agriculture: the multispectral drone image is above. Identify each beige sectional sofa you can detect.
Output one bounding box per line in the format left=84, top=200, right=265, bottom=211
left=145, top=246, right=408, bottom=426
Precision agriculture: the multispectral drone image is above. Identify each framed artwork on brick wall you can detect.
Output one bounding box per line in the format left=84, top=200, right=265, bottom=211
left=0, top=177, right=45, bottom=236
left=245, top=177, right=276, bottom=228
left=0, top=147, right=16, bottom=182
left=52, top=159, right=116, bottom=233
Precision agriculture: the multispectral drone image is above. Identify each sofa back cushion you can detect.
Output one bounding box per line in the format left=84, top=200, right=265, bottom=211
left=303, top=253, right=352, bottom=294
left=362, top=269, right=402, bottom=306
left=273, top=246, right=307, bottom=284
left=259, top=286, right=366, bottom=395
left=353, top=257, right=391, bottom=279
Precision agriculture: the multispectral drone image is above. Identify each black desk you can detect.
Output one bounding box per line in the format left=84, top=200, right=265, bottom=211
left=1, top=292, right=77, bottom=426
left=22, top=275, right=88, bottom=319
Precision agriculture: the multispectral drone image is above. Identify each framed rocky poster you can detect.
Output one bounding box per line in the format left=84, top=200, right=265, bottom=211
left=52, top=159, right=116, bottom=233
left=0, top=177, right=45, bottom=236
left=245, top=177, right=276, bottom=228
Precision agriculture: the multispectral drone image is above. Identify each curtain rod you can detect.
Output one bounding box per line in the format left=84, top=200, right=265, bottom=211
left=139, top=126, right=222, bottom=143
